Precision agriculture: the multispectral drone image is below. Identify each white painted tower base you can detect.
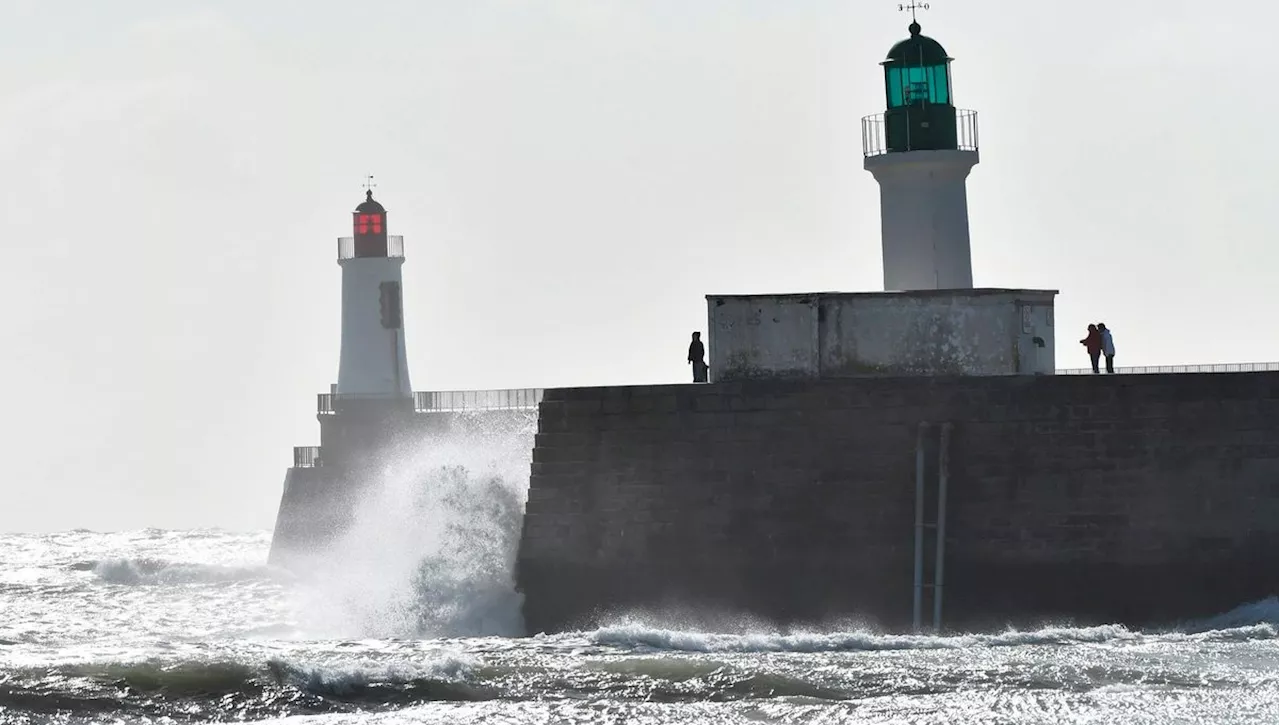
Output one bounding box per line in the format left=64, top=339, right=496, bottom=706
left=865, top=148, right=979, bottom=292
left=336, top=256, right=412, bottom=398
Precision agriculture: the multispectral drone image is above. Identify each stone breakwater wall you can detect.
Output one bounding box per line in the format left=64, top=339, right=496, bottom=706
left=515, top=372, right=1278, bottom=633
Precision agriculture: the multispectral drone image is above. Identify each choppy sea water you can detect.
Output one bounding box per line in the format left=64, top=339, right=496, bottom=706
left=0, top=529, right=1275, bottom=725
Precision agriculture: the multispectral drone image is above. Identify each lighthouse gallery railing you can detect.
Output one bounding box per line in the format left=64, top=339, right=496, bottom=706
left=861, top=108, right=979, bottom=158
left=337, top=235, right=404, bottom=260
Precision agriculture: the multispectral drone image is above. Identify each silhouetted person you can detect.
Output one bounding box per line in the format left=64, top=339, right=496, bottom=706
left=1098, top=323, right=1116, bottom=374
left=688, top=332, right=708, bottom=383
left=1080, top=323, right=1102, bottom=374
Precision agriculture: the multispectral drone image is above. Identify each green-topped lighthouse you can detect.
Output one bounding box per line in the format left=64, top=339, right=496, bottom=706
left=863, top=5, right=980, bottom=292
left=883, top=19, right=958, bottom=152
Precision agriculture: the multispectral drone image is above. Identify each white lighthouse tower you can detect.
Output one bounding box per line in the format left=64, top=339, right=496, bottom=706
left=335, top=188, right=412, bottom=398
left=862, top=15, right=980, bottom=291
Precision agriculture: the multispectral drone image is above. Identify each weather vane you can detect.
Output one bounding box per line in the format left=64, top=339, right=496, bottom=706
left=362, top=174, right=377, bottom=194
left=898, top=1, right=930, bottom=21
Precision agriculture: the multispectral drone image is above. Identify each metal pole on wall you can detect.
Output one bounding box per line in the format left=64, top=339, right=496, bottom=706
left=933, top=422, right=952, bottom=632
left=913, top=422, right=926, bottom=632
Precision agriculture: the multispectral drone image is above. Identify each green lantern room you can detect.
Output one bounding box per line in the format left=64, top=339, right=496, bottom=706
left=873, top=20, right=976, bottom=154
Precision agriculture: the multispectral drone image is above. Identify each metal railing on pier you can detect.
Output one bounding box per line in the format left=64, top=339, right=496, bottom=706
left=336, top=235, right=404, bottom=260
left=311, top=363, right=1276, bottom=416
left=293, top=446, right=322, bottom=467
left=316, top=388, right=544, bottom=415
left=1056, top=362, right=1278, bottom=375
left=415, top=388, right=544, bottom=412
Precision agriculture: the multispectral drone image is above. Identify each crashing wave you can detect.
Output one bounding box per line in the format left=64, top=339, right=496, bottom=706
left=292, top=412, right=535, bottom=640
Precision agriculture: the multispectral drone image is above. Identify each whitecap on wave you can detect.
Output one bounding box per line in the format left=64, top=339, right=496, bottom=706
left=588, top=617, right=1280, bottom=655
left=1184, top=596, right=1279, bottom=633
left=75, top=557, right=290, bottom=586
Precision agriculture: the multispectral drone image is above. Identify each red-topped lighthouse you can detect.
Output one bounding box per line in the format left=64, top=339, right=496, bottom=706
left=335, top=189, right=412, bottom=398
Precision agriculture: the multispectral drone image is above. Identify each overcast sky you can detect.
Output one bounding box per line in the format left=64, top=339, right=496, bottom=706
left=1, top=0, right=1276, bottom=533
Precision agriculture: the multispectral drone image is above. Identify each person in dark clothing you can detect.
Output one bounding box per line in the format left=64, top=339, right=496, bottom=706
left=1080, top=324, right=1102, bottom=374
left=688, top=332, right=708, bottom=383
left=1097, top=323, right=1116, bottom=374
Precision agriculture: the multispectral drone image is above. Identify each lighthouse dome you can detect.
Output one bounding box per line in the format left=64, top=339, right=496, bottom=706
left=356, top=189, right=386, bottom=214
left=885, top=22, right=949, bottom=66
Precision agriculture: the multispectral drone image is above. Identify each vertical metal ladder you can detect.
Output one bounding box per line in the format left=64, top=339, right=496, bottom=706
left=913, top=421, right=952, bottom=633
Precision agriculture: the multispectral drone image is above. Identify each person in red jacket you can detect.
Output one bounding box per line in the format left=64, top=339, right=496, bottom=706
left=1080, top=324, right=1102, bottom=374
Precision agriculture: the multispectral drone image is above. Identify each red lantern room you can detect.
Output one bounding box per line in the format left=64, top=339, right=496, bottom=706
left=352, top=189, right=388, bottom=257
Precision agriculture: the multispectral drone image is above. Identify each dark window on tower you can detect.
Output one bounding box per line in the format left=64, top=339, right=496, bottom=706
left=379, top=281, right=402, bottom=329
